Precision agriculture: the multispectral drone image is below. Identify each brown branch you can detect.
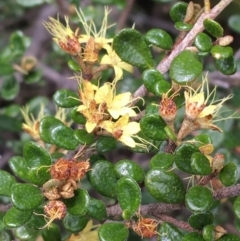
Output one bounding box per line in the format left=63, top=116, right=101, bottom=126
left=132, top=0, right=234, bottom=101
left=213, top=184, right=240, bottom=200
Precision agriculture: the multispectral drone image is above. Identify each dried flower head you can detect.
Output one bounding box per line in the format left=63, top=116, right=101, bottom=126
left=50, top=159, right=72, bottom=180
left=70, top=160, right=91, bottom=180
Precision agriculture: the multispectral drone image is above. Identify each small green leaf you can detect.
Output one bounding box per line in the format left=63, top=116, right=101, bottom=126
left=140, top=114, right=167, bottom=141
left=96, top=136, right=117, bottom=153
left=182, top=232, right=205, bottom=241
left=0, top=231, right=11, bottom=241
left=87, top=198, right=107, bottom=221
left=113, top=28, right=153, bottom=69
left=74, top=129, right=95, bottom=145
left=142, top=69, right=171, bottom=96
left=191, top=152, right=212, bottom=175
left=202, top=224, right=215, bottom=241
left=150, top=153, right=175, bottom=170
left=211, top=45, right=233, bottom=59
left=158, top=222, right=183, bottom=241
left=185, top=186, right=213, bottom=212
left=114, top=159, right=145, bottom=183
left=0, top=170, right=16, bottom=197
left=170, top=50, right=203, bottom=84
left=219, top=162, right=238, bottom=186
left=13, top=225, right=38, bottom=240
left=117, top=177, right=141, bottom=220
left=145, top=102, right=159, bottom=115
left=11, top=183, right=43, bottom=210
left=174, top=22, right=193, bottom=31
left=145, top=169, right=185, bottom=203
left=3, top=207, right=32, bottom=228
left=170, top=2, right=188, bottom=22
left=68, top=59, right=81, bottom=71
left=64, top=189, right=90, bottom=216
left=0, top=77, right=20, bottom=101
left=193, top=134, right=212, bottom=145
left=194, top=33, right=213, bottom=52
left=42, top=223, right=61, bottom=241
left=145, top=29, right=173, bottom=50
left=203, top=19, right=224, bottom=38
left=98, top=222, right=129, bottom=241
left=63, top=213, right=89, bottom=233
left=218, top=234, right=240, bottom=241
left=228, top=15, right=240, bottom=34
left=215, top=56, right=237, bottom=75
left=26, top=207, right=46, bottom=230
left=88, top=160, right=118, bottom=198
left=71, top=107, right=86, bottom=124
left=188, top=212, right=214, bottom=230
left=10, top=31, right=31, bottom=54
left=233, top=196, right=240, bottom=219
left=53, top=89, right=79, bottom=108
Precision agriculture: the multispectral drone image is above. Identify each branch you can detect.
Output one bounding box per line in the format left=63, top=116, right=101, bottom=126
left=132, top=0, right=234, bottom=100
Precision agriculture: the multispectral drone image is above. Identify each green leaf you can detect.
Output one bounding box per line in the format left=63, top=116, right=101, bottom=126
left=64, top=189, right=90, bottom=216
left=96, top=136, right=117, bottom=153
left=185, top=186, right=213, bottom=212
left=11, top=183, right=43, bottom=210
left=211, top=45, right=233, bottom=59
left=140, top=114, right=167, bottom=141
left=71, top=107, right=86, bottom=124
left=114, top=159, right=145, bottom=183
left=174, top=22, right=193, bottom=31
left=145, top=169, right=185, bottom=203
left=10, top=31, right=31, bottom=55
left=0, top=170, right=16, bottom=197
left=74, top=129, right=95, bottom=145
left=87, top=198, right=107, bottom=221
left=188, top=212, right=214, bottom=230
left=3, top=207, right=32, bottom=228
left=88, top=160, right=118, bottom=198
left=53, top=89, right=79, bottom=108
left=116, top=177, right=141, bottom=220
left=203, top=19, right=224, bottom=38
left=142, top=69, right=171, bottom=96
left=13, top=225, right=38, bottom=240
left=0, top=231, right=11, bottom=241
left=98, top=222, right=129, bottom=241
left=191, top=152, right=212, bottom=175
left=150, top=153, right=175, bottom=170
left=169, top=50, right=203, bottom=84
left=42, top=223, right=61, bottom=241
left=68, top=59, right=81, bottom=71
left=158, top=222, right=183, bottom=241
left=193, top=134, right=212, bottom=145
left=0, top=212, right=5, bottom=232
left=0, top=76, right=19, bottom=101
left=113, top=28, right=153, bottom=69
left=145, top=29, right=173, bottom=50
left=228, top=14, right=240, bottom=34
left=63, top=213, right=89, bottom=233
left=215, top=56, right=237, bottom=75
left=145, top=102, right=159, bottom=115
left=182, top=232, right=205, bottom=241
left=175, top=143, right=199, bottom=174
left=219, top=162, right=238, bottom=186
left=218, top=234, right=240, bottom=241
left=194, top=33, right=213, bottom=52
left=16, top=0, right=46, bottom=7
left=26, top=207, right=46, bottom=230
left=24, top=69, right=42, bottom=84
left=169, top=2, right=188, bottom=22
left=233, top=196, right=240, bottom=219
left=202, top=224, right=215, bottom=241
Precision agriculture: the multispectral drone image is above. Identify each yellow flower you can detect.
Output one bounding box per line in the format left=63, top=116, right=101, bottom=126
left=67, top=220, right=99, bottom=241
left=76, top=7, right=114, bottom=51
left=100, top=115, right=142, bottom=148
left=43, top=16, right=80, bottom=55
left=100, top=44, right=133, bottom=81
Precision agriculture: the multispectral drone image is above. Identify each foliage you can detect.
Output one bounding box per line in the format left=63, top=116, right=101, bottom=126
left=1, top=0, right=240, bottom=241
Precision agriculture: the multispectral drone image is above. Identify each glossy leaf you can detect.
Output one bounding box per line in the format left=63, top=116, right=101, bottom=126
left=10, top=31, right=31, bottom=54
left=53, top=89, right=79, bottom=108
left=174, top=22, right=193, bottom=31
left=113, top=28, right=153, bottom=69
left=191, top=152, right=212, bottom=175
left=169, top=50, right=203, bottom=84
left=218, top=234, right=240, bottom=241
left=3, top=207, right=32, bottom=228
left=42, top=223, right=61, bottom=241
left=63, top=213, right=89, bottom=233
left=96, top=136, right=117, bottom=153
left=215, top=56, right=237, bottom=75
left=228, top=15, right=240, bottom=34
left=26, top=207, right=46, bottom=230
left=203, top=19, right=223, bottom=38
left=170, top=2, right=188, bottom=22
left=64, top=189, right=90, bottom=216
left=116, top=177, right=141, bottom=220
left=145, top=102, right=159, bottom=115
left=185, top=186, right=213, bottom=212
left=68, top=59, right=81, bottom=71
left=71, top=107, right=86, bottom=124
left=74, top=129, right=95, bottom=145
left=233, top=196, right=240, bottom=219
left=98, top=222, right=129, bottom=241
left=88, top=160, right=118, bottom=198
left=150, top=153, right=175, bottom=170
left=11, top=183, right=43, bottom=210
left=0, top=170, right=16, bottom=197
left=140, top=114, right=167, bottom=141
left=188, top=212, right=214, bottom=230
left=0, top=76, right=19, bottom=101
left=87, top=198, right=107, bottom=221
left=158, top=222, right=183, bottom=241
left=13, top=225, right=38, bottom=240
left=202, top=224, right=215, bottom=241
left=114, top=159, right=145, bottom=183
left=0, top=231, right=11, bottom=241
left=194, top=33, right=213, bottom=52
left=219, top=162, right=238, bottom=186
left=211, top=46, right=233, bottom=59
left=145, top=29, right=173, bottom=50
left=182, top=232, right=205, bottom=241
left=145, top=169, right=185, bottom=203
